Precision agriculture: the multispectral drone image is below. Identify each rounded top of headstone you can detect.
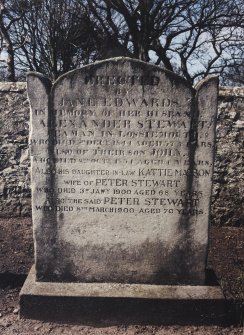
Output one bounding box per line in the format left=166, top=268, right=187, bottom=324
left=52, top=57, right=194, bottom=93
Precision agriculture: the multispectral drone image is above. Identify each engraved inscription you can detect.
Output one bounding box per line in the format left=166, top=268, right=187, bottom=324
left=31, top=81, right=213, bottom=216
left=28, top=58, right=218, bottom=284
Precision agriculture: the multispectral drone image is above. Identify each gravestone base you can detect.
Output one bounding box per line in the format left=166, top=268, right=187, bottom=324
left=20, top=266, right=236, bottom=326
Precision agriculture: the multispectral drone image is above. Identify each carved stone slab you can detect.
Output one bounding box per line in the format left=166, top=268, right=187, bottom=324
left=28, top=57, right=218, bottom=284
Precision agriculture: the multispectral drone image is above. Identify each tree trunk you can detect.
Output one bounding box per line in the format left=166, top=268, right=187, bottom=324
left=0, top=1, right=16, bottom=81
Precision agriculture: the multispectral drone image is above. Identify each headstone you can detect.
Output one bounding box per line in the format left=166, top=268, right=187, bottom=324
left=21, top=58, right=235, bottom=325
left=27, top=57, right=218, bottom=285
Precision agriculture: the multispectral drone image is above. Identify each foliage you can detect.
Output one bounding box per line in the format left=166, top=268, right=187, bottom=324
left=80, top=0, right=244, bottom=85
left=1, top=0, right=97, bottom=80
left=222, top=60, right=244, bottom=86
left=0, top=0, right=243, bottom=83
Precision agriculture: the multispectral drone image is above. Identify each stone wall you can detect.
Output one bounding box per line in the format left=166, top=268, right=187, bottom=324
left=0, top=83, right=31, bottom=217
left=0, top=83, right=243, bottom=227
left=212, top=87, right=244, bottom=227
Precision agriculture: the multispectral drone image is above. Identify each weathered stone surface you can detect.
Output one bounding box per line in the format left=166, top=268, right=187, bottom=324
left=20, top=265, right=235, bottom=326
left=0, top=82, right=31, bottom=217
left=212, top=88, right=244, bottom=227
left=28, top=58, right=218, bottom=285
left=0, top=83, right=243, bottom=229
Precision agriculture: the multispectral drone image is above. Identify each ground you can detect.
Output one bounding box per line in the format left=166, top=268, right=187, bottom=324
left=0, top=218, right=243, bottom=334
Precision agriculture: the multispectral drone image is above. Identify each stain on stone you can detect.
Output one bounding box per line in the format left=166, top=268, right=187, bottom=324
left=27, top=58, right=219, bottom=284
